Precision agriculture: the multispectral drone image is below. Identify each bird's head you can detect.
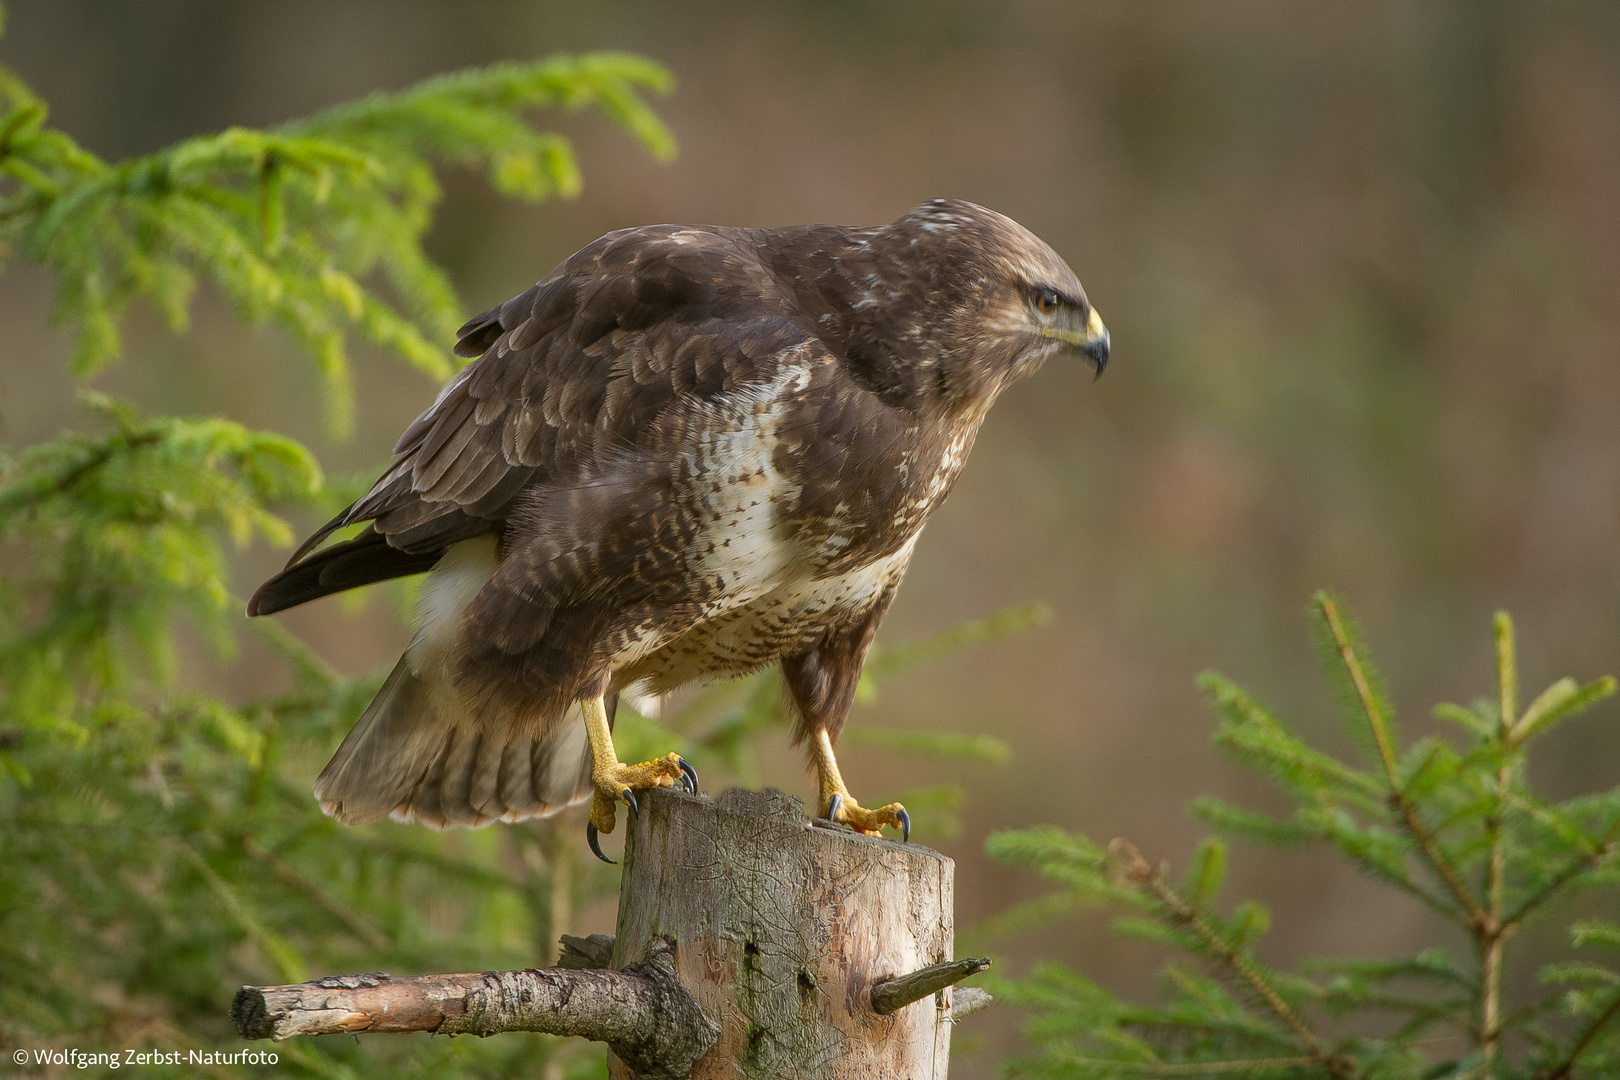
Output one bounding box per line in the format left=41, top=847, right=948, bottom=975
left=836, top=199, right=1108, bottom=412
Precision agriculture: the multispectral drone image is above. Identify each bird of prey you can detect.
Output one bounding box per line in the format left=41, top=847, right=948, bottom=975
left=249, top=198, right=1107, bottom=859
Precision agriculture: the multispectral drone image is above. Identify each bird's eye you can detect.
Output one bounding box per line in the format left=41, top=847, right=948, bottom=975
left=1035, top=289, right=1060, bottom=316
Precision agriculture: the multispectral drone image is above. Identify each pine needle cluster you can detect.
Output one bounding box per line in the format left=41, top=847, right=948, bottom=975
left=0, top=0, right=673, bottom=435
left=985, top=594, right=1620, bottom=1079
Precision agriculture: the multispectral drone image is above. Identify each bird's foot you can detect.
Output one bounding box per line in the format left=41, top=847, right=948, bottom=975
left=823, top=791, right=910, bottom=842
left=585, top=753, right=698, bottom=863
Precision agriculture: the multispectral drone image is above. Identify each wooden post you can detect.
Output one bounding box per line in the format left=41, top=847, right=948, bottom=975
left=608, top=787, right=959, bottom=1079
left=233, top=787, right=986, bottom=1078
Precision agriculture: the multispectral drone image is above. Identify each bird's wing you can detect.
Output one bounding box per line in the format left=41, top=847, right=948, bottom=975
left=248, top=225, right=816, bottom=615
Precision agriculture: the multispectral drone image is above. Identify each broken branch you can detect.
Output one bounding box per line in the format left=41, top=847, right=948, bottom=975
left=870, top=956, right=990, bottom=1015
left=231, top=937, right=715, bottom=1079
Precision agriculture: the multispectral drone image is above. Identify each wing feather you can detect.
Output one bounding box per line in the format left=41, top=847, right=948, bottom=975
left=254, top=222, right=835, bottom=614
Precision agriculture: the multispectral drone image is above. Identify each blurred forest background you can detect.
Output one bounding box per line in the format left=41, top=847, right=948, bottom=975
left=4, top=2, right=1620, bottom=1076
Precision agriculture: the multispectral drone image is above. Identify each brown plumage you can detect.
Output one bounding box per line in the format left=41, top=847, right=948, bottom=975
left=249, top=198, right=1108, bottom=833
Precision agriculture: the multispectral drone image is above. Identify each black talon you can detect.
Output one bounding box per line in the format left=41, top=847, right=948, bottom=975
left=586, top=822, right=615, bottom=864
left=897, top=807, right=911, bottom=843
left=678, top=756, right=699, bottom=795
left=622, top=788, right=639, bottom=815
left=825, top=793, right=842, bottom=823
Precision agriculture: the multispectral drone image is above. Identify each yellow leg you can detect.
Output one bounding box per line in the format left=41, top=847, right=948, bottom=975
left=582, top=695, right=689, bottom=836
left=813, top=729, right=908, bottom=839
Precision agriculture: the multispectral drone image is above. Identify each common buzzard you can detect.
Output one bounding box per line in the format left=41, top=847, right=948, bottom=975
left=249, top=199, right=1108, bottom=859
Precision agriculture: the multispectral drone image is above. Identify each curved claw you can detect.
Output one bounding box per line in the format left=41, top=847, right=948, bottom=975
left=622, top=788, right=639, bottom=816
left=897, top=806, right=911, bottom=843
left=586, top=821, right=615, bottom=864
left=678, top=756, right=699, bottom=795
left=825, top=792, right=842, bottom=822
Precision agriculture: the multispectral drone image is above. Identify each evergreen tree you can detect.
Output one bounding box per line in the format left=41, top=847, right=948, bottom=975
left=984, top=595, right=1620, bottom=1079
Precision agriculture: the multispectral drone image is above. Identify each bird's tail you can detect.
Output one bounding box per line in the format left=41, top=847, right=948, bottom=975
left=313, top=657, right=594, bottom=828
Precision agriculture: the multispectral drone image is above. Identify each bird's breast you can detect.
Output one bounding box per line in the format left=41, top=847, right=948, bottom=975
left=610, top=533, right=920, bottom=698
left=784, top=415, right=983, bottom=577
left=600, top=379, right=986, bottom=695
left=676, top=391, right=804, bottom=599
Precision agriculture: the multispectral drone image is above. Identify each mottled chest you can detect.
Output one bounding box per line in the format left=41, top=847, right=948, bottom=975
left=611, top=534, right=918, bottom=695
left=784, top=411, right=983, bottom=577
left=601, top=371, right=985, bottom=689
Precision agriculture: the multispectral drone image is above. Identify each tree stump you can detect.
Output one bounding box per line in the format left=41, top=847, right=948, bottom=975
left=233, top=787, right=984, bottom=1078
left=608, top=787, right=958, bottom=1079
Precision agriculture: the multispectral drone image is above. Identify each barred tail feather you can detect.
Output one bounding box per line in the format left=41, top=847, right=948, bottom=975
left=313, top=658, right=594, bottom=828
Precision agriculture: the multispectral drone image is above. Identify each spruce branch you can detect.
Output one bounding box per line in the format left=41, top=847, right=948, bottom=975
left=1501, top=814, right=1620, bottom=932
left=1045, top=1055, right=1321, bottom=1076
left=1495, top=611, right=1518, bottom=734
left=238, top=835, right=390, bottom=952
left=1318, top=594, right=1488, bottom=927
left=994, top=603, right=1620, bottom=1079
left=864, top=601, right=1052, bottom=678
left=176, top=842, right=308, bottom=984
left=1481, top=611, right=1519, bottom=1060
left=239, top=606, right=342, bottom=687
left=1107, top=839, right=1361, bottom=1080
left=0, top=49, right=674, bottom=433
left=1538, top=991, right=1620, bottom=1080
left=1511, top=677, right=1617, bottom=744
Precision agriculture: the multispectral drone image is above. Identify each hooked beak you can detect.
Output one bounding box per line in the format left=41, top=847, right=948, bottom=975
left=1040, top=307, right=1109, bottom=378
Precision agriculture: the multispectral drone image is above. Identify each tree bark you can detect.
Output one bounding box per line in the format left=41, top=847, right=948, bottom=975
left=871, top=957, right=990, bottom=1015
left=231, top=936, right=716, bottom=1078
left=608, top=787, right=968, bottom=1079
left=233, top=787, right=989, bottom=1078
